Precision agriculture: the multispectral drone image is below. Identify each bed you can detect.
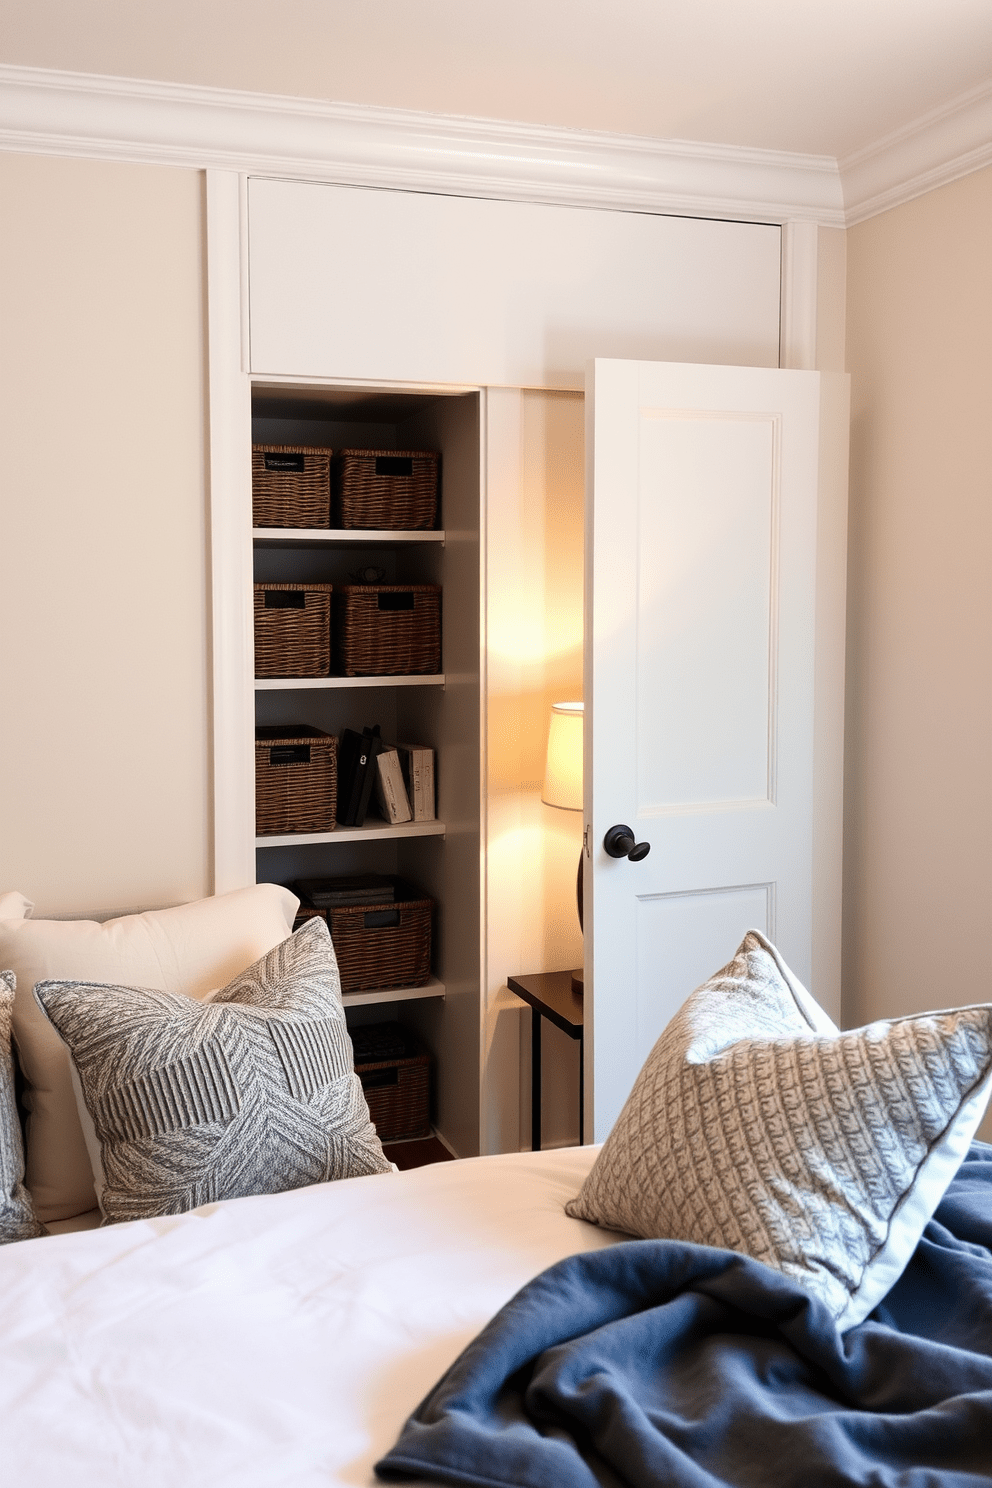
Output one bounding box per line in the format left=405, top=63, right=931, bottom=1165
left=3, top=1142, right=992, bottom=1487
left=1, top=1145, right=612, bottom=1487
left=1, top=889, right=991, bottom=1487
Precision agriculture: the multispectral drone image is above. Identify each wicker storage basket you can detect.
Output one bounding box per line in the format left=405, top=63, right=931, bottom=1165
left=333, top=585, right=441, bottom=676
left=334, top=449, right=439, bottom=530
left=294, top=881, right=433, bottom=993
left=254, top=583, right=332, bottom=678
left=351, top=1022, right=431, bottom=1143
left=252, top=445, right=332, bottom=529
left=255, top=726, right=337, bottom=835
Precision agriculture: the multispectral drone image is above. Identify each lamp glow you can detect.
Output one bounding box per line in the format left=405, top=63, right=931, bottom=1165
left=542, top=701, right=583, bottom=812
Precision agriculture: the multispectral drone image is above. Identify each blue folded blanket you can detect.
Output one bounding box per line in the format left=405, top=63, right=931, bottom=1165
left=376, top=1142, right=992, bottom=1487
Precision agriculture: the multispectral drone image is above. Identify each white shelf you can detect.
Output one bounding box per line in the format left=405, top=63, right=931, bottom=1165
left=257, top=819, right=445, bottom=848
left=256, top=673, right=445, bottom=690
left=253, top=527, right=444, bottom=547
left=343, top=976, right=445, bottom=1009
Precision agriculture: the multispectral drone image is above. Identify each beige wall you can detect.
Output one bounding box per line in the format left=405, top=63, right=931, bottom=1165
left=0, top=154, right=209, bottom=916
left=844, top=168, right=992, bottom=1139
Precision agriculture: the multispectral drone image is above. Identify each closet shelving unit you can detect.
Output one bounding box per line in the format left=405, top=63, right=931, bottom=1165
left=250, top=383, right=482, bottom=1032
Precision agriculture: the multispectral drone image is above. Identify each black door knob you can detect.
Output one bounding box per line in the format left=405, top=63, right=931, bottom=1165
left=603, top=824, right=651, bottom=861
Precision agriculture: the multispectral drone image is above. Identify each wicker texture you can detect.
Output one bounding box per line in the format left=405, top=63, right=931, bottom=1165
left=352, top=1022, right=431, bottom=1142
left=334, top=449, right=439, bottom=530
left=333, top=585, right=441, bottom=676
left=255, top=727, right=337, bottom=836
left=252, top=445, right=331, bottom=529
left=331, top=895, right=432, bottom=993
left=293, top=889, right=433, bottom=993
left=254, top=583, right=332, bottom=678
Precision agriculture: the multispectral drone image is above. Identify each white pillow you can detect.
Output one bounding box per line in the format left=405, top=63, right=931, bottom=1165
left=566, top=930, right=992, bottom=1331
left=0, top=885, right=298, bottom=1222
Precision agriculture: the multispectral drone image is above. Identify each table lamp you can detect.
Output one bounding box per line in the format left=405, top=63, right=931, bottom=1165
left=541, top=700, right=584, bottom=991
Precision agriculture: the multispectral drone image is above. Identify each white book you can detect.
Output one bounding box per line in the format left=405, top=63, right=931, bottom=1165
left=373, top=749, right=413, bottom=824
left=396, top=743, right=436, bottom=822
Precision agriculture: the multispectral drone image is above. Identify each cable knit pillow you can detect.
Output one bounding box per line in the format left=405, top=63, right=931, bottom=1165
left=566, top=930, right=992, bottom=1331
left=0, top=884, right=300, bottom=1222
left=34, top=916, right=392, bottom=1225
left=0, top=974, right=44, bottom=1243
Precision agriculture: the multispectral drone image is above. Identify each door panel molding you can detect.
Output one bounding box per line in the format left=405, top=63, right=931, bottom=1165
left=634, top=408, right=782, bottom=812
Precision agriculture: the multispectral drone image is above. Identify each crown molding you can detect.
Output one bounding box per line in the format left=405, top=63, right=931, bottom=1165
left=0, top=64, right=845, bottom=225
left=4, top=64, right=989, bottom=229
left=840, top=80, right=992, bottom=225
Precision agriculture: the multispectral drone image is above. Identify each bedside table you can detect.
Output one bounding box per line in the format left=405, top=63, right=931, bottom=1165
left=506, top=970, right=584, bottom=1150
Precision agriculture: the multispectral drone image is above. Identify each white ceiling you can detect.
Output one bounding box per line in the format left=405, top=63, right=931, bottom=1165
left=2, top=0, right=991, bottom=161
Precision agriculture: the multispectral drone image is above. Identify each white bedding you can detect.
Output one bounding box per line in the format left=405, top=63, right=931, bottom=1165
left=2, top=1146, right=616, bottom=1487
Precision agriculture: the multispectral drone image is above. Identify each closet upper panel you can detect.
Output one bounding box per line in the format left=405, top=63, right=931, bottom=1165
left=246, top=179, right=781, bottom=389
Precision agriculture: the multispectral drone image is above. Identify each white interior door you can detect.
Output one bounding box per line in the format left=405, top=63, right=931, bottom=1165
left=585, top=358, right=835, bottom=1139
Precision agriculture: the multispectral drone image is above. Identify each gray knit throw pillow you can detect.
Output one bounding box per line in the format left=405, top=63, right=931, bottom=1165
left=35, top=916, right=391, bottom=1224
left=567, top=930, right=992, bottom=1330
left=0, top=973, right=44, bottom=1242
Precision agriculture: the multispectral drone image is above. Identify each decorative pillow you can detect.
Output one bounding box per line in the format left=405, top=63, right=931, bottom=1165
left=0, top=974, right=44, bottom=1243
left=0, top=884, right=299, bottom=1222
left=34, top=916, right=392, bottom=1224
left=566, top=930, right=992, bottom=1331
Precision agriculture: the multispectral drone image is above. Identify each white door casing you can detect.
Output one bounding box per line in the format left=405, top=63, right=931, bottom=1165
left=585, top=359, right=847, bottom=1141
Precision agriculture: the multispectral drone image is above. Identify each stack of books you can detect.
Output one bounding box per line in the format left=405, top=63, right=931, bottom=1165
left=336, top=724, right=436, bottom=827
left=295, top=873, right=396, bottom=909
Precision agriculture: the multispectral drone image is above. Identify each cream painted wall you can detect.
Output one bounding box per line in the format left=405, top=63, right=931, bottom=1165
left=844, top=166, right=992, bottom=1135
left=484, top=389, right=585, bottom=1153
left=0, top=153, right=209, bottom=916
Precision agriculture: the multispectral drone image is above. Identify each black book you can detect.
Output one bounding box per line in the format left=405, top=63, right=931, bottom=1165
left=335, top=725, right=382, bottom=827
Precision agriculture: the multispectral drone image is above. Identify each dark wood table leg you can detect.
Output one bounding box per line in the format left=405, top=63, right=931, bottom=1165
left=507, top=971, right=582, bottom=1153
left=531, top=1007, right=542, bottom=1151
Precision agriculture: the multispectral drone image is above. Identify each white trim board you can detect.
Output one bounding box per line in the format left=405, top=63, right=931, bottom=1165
left=3, top=64, right=991, bottom=227
left=841, top=80, right=992, bottom=226
left=3, top=63, right=988, bottom=228
left=206, top=169, right=255, bottom=895
left=0, top=63, right=843, bottom=224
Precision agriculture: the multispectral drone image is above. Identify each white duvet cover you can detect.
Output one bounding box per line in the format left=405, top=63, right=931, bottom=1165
left=1, top=1146, right=616, bottom=1487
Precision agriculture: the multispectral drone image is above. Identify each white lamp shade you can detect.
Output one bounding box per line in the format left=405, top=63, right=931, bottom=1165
left=542, top=701, right=583, bottom=811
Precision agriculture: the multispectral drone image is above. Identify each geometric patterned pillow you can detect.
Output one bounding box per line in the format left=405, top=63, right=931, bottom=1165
left=34, top=917, right=392, bottom=1225
left=566, top=930, right=992, bottom=1330
left=0, top=974, right=44, bottom=1242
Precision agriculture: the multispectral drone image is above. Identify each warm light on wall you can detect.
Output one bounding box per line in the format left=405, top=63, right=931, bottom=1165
left=542, top=700, right=584, bottom=981
left=541, top=701, right=583, bottom=811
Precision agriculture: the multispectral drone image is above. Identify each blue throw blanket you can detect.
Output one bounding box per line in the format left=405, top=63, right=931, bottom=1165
left=376, top=1142, right=992, bottom=1487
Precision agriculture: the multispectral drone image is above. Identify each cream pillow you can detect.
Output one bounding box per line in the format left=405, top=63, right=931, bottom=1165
left=0, top=885, right=298, bottom=1222
left=566, top=930, right=992, bottom=1331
